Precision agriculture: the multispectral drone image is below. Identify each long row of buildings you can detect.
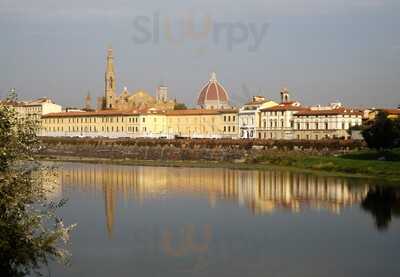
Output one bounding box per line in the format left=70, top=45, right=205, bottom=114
left=4, top=48, right=400, bottom=140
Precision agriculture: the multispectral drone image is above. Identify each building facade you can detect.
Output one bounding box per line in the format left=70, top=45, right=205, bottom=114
left=238, top=96, right=278, bottom=139
left=368, top=108, right=400, bottom=121
left=293, top=108, right=363, bottom=140
left=42, top=110, right=135, bottom=138
left=258, top=89, right=306, bottom=140
left=41, top=108, right=239, bottom=139
left=10, top=98, right=62, bottom=121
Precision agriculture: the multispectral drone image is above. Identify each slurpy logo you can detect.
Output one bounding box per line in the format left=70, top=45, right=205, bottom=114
left=132, top=12, right=269, bottom=52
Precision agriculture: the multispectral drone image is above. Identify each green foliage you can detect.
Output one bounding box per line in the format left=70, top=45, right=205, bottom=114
left=341, top=148, right=400, bottom=161
left=362, top=111, right=400, bottom=151
left=0, top=95, right=75, bottom=276
left=252, top=151, right=400, bottom=181
left=173, top=103, right=187, bottom=110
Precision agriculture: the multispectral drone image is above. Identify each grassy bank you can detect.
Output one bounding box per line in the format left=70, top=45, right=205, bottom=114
left=253, top=149, right=400, bottom=181
left=38, top=148, right=400, bottom=183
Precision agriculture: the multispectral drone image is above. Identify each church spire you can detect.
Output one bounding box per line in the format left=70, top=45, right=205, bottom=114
left=106, top=47, right=115, bottom=75
left=105, top=47, right=116, bottom=109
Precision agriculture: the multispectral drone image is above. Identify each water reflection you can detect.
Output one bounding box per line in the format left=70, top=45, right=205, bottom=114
left=56, top=163, right=400, bottom=236
left=361, top=186, right=400, bottom=231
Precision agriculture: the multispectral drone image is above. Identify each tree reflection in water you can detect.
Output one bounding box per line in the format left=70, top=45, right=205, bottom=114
left=361, top=186, right=400, bottom=230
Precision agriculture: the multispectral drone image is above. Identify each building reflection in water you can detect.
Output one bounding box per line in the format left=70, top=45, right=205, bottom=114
left=58, top=163, right=378, bottom=237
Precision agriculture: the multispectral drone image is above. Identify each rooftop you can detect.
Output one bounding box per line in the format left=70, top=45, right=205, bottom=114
left=42, top=109, right=140, bottom=118
left=294, top=108, right=363, bottom=116
left=260, top=102, right=306, bottom=112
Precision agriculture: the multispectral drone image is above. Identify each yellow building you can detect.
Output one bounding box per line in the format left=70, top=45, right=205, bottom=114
left=368, top=109, right=400, bottom=121
left=41, top=108, right=239, bottom=139
left=138, top=109, right=168, bottom=138
left=42, top=110, right=134, bottom=138
left=165, top=109, right=238, bottom=138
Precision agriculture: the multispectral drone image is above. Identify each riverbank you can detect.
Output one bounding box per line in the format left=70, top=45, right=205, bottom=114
left=38, top=149, right=400, bottom=183
left=37, top=137, right=400, bottom=182
left=251, top=149, right=400, bottom=182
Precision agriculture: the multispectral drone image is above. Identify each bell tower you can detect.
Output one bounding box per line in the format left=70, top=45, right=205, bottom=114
left=280, top=88, right=290, bottom=103
left=105, top=47, right=116, bottom=109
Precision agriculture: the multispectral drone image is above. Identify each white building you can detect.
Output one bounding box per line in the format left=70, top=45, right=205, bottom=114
left=12, top=98, right=62, bottom=121
left=293, top=107, right=363, bottom=140
left=238, top=96, right=278, bottom=139
left=258, top=89, right=307, bottom=140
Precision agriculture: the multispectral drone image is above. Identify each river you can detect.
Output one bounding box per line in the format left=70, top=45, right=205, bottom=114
left=45, top=162, right=400, bottom=277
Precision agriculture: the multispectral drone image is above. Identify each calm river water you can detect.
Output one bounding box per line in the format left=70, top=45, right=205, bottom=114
left=46, top=162, right=400, bottom=277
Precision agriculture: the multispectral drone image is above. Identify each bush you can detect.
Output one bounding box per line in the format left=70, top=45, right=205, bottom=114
left=1, top=95, right=75, bottom=276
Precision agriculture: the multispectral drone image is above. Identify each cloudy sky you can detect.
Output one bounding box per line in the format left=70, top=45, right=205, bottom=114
left=0, top=0, right=399, bottom=108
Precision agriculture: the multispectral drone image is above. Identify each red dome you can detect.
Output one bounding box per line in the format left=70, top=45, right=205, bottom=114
left=197, top=72, right=229, bottom=107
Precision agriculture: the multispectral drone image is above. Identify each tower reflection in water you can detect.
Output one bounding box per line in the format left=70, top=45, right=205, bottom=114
left=55, top=163, right=400, bottom=237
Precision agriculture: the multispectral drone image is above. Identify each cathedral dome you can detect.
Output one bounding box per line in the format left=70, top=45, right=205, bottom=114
left=197, top=72, right=230, bottom=109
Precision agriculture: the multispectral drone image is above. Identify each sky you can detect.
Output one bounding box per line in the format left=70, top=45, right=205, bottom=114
left=0, top=0, right=399, bottom=108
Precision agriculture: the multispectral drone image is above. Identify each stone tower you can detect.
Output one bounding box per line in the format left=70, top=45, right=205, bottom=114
left=105, top=48, right=116, bottom=109
left=157, top=85, right=168, bottom=102
left=84, top=92, right=92, bottom=110
left=280, top=88, right=290, bottom=103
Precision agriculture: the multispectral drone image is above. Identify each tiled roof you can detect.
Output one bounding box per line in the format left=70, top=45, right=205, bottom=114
left=166, top=109, right=220, bottom=116
left=197, top=73, right=229, bottom=105
left=379, top=109, right=400, bottom=115
left=260, top=102, right=307, bottom=112
left=244, top=100, right=269, bottom=106
left=166, top=109, right=237, bottom=116
left=294, top=108, right=363, bottom=116
left=217, top=108, right=238, bottom=114
left=42, top=109, right=139, bottom=118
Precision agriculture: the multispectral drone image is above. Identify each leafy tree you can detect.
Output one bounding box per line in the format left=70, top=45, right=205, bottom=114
left=362, top=111, right=400, bottom=151
left=174, top=103, right=187, bottom=110
left=0, top=95, right=75, bottom=276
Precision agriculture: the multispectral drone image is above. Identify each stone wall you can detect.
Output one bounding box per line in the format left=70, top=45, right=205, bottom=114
left=38, top=137, right=365, bottom=162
